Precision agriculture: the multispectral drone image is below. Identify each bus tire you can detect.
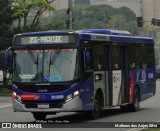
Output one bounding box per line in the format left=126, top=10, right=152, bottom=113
left=32, top=112, right=47, bottom=121
left=89, top=94, right=103, bottom=119
left=129, top=88, right=140, bottom=112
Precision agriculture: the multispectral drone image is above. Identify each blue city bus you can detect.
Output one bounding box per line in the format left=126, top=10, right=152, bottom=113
left=4, top=29, right=156, bottom=120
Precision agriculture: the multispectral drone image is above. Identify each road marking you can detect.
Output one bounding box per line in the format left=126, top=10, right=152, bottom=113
left=0, top=104, right=12, bottom=108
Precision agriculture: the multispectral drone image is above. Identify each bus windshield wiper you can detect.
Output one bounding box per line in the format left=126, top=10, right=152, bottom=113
left=27, top=50, right=39, bottom=64
left=49, top=46, right=62, bottom=65
left=49, top=46, right=62, bottom=76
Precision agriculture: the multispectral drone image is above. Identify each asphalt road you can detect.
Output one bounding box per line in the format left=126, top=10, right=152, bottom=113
left=0, top=80, right=160, bottom=130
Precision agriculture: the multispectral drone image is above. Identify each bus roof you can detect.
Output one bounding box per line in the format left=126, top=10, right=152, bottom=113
left=77, top=29, right=154, bottom=44
left=16, top=29, right=131, bottom=36
left=76, top=29, right=131, bottom=36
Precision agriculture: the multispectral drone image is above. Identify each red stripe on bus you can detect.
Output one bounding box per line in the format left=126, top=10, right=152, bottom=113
left=16, top=50, right=25, bottom=53
left=29, top=50, right=38, bottom=53
left=48, top=49, right=57, bottom=52
left=129, top=72, right=135, bottom=103
left=20, top=94, right=36, bottom=101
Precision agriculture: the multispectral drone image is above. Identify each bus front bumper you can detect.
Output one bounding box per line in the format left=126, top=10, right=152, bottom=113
left=12, top=96, right=83, bottom=112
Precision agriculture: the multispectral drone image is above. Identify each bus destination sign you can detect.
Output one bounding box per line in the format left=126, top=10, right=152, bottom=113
left=28, top=36, right=65, bottom=44
left=15, top=35, right=76, bottom=45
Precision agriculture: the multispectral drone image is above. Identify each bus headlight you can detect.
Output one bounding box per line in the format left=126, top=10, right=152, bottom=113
left=13, top=92, right=17, bottom=97
left=66, top=90, right=79, bottom=103
left=73, top=90, right=79, bottom=97
left=13, top=92, right=22, bottom=103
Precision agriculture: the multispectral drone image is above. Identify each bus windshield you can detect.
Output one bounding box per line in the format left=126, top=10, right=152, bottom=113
left=13, top=49, right=80, bottom=82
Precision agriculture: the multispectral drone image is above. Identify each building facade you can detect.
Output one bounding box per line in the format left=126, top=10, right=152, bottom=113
left=143, top=0, right=160, bottom=21
left=52, top=0, right=68, bottom=10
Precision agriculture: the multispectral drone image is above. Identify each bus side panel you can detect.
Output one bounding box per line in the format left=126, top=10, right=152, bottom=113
left=82, top=75, right=94, bottom=111
left=129, top=68, right=156, bottom=103
left=139, top=68, right=156, bottom=101
left=147, top=68, right=156, bottom=95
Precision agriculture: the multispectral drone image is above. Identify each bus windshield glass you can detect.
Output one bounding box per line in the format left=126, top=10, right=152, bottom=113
left=13, top=49, right=80, bottom=82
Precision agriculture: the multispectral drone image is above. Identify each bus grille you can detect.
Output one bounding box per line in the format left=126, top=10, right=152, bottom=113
left=17, top=85, right=68, bottom=93
left=23, top=101, right=64, bottom=109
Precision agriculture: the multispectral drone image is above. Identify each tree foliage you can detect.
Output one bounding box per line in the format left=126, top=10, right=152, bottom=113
left=74, top=5, right=138, bottom=34
left=45, top=5, right=139, bottom=35
left=0, top=0, right=55, bottom=50
left=0, top=3, right=140, bottom=51
left=0, top=0, right=13, bottom=50
left=12, top=0, right=55, bottom=32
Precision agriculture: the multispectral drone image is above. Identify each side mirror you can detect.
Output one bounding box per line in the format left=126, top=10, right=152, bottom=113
left=84, top=49, right=92, bottom=70
left=85, top=51, right=91, bottom=66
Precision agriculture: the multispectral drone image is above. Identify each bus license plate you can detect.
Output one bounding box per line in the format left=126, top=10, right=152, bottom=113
left=38, top=103, right=49, bottom=109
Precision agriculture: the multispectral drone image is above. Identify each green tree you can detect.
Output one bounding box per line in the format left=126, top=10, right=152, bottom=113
left=12, top=0, right=55, bottom=32
left=45, top=4, right=139, bottom=34
left=0, top=0, right=13, bottom=50
left=108, top=14, right=126, bottom=29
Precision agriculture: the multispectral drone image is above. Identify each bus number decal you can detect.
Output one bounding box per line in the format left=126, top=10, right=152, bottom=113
left=148, top=73, right=153, bottom=79
left=51, top=95, right=64, bottom=100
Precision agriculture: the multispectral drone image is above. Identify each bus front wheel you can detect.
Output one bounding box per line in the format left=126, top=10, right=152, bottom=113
left=89, top=94, right=103, bottom=119
left=32, top=112, right=47, bottom=121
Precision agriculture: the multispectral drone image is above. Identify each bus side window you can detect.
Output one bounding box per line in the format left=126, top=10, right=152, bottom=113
left=139, top=45, right=147, bottom=69
left=92, top=44, right=104, bottom=71
left=146, top=45, right=154, bottom=68
left=112, top=46, right=121, bottom=70
left=129, top=45, right=138, bottom=69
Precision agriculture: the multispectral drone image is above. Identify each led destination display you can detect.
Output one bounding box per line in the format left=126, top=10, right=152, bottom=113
left=14, top=35, right=76, bottom=45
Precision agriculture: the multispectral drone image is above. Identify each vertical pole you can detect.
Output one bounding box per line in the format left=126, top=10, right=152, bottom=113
left=68, top=0, right=73, bottom=30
